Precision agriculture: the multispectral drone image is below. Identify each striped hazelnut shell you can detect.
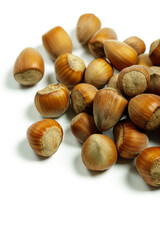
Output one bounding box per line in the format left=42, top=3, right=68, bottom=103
left=27, top=119, right=63, bottom=157
left=123, top=36, right=146, bottom=55
left=13, top=47, right=44, bottom=86
left=34, top=83, right=70, bottom=118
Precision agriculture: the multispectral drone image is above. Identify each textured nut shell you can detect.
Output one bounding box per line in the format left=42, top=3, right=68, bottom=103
left=34, top=83, right=70, bottom=118
left=128, top=93, right=160, bottom=130
left=149, top=39, right=160, bottom=66
left=107, top=73, right=119, bottom=90
left=93, top=88, right=128, bottom=131
left=148, top=66, right=160, bottom=95
left=42, top=26, right=72, bottom=60
left=71, top=112, right=100, bottom=143
left=136, top=147, right=160, bottom=187
left=124, top=36, right=146, bottom=55
left=118, top=65, right=150, bottom=97
left=27, top=119, right=63, bottom=157
left=113, top=119, right=149, bottom=159
left=55, top=53, right=86, bottom=88
left=71, top=83, right=98, bottom=114
left=104, top=40, right=138, bottom=71
left=136, top=53, right=154, bottom=68
left=81, top=134, right=117, bottom=171
left=13, top=47, right=44, bottom=86
left=84, top=58, right=113, bottom=88
left=88, top=28, right=117, bottom=58
left=76, top=13, right=101, bottom=44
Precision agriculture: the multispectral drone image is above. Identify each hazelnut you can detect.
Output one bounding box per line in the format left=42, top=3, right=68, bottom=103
left=71, top=83, right=98, bottom=114
left=55, top=53, right=86, bottom=88
left=118, top=65, right=150, bottom=97
left=123, top=36, right=146, bottom=55
left=76, top=13, right=101, bottom=44
left=113, top=119, right=149, bottom=159
left=84, top=58, right=113, bottom=89
left=27, top=119, right=63, bottom=157
left=81, top=134, right=117, bottom=171
left=148, top=66, right=160, bottom=95
left=42, top=26, right=72, bottom=60
left=104, top=40, right=138, bottom=71
left=128, top=93, right=160, bottom=131
left=136, top=147, right=160, bottom=187
left=149, top=39, right=160, bottom=66
left=71, top=112, right=100, bottom=143
left=88, top=27, right=117, bottom=58
left=93, top=87, right=128, bottom=131
left=107, top=73, right=120, bottom=90
left=13, top=47, right=44, bottom=86
left=34, top=83, right=70, bottom=118
left=136, top=53, right=154, bottom=68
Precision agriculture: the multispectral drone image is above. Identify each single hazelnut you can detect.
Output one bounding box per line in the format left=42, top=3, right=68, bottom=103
left=147, top=66, right=160, bottom=95
left=149, top=39, right=160, bottom=66
left=84, top=58, right=113, bottom=89
left=113, top=119, right=149, bottom=159
left=27, top=119, right=63, bottom=157
left=128, top=93, right=160, bottom=131
left=107, top=73, right=120, bottom=90
left=93, top=88, right=128, bottom=131
left=71, top=112, right=101, bottom=143
left=88, top=27, right=117, bottom=58
left=123, top=36, right=146, bottom=55
left=76, top=13, right=101, bottom=44
left=34, top=83, right=70, bottom=118
left=55, top=53, right=86, bottom=88
left=71, top=83, right=98, bottom=114
left=136, top=147, right=160, bottom=187
left=13, top=47, right=44, bottom=86
left=118, top=65, right=150, bottom=97
left=104, top=40, right=138, bottom=71
left=136, top=53, right=154, bottom=68
left=81, top=134, right=117, bottom=171
left=42, top=26, right=73, bottom=60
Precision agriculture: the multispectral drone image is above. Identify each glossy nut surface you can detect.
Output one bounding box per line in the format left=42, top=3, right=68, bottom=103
left=55, top=53, right=86, bottom=88
left=81, top=134, right=117, bottom=171
left=42, top=26, right=72, bottom=60
left=84, top=58, right=113, bottom=88
left=149, top=39, right=160, bottom=66
left=136, top=147, right=160, bottom=187
left=136, top=53, right=154, bottom=68
left=76, top=13, right=101, bottom=44
left=104, top=40, right=138, bottom=71
left=13, top=47, right=44, bottom=86
left=34, top=83, right=70, bottom=118
left=128, top=93, right=160, bottom=130
left=27, top=119, right=63, bottom=157
left=124, top=36, right=146, bottom=55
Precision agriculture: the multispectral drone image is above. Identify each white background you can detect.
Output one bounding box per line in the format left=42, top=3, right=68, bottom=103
left=1, top=1, right=160, bottom=239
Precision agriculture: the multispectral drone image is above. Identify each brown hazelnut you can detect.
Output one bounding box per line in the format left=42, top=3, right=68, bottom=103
left=81, top=134, right=117, bottom=171
left=34, top=83, right=70, bottom=118
left=88, top=27, right=117, bottom=58
left=136, top=147, right=160, bottom=187
left=104, top=40, right=138, bottom=71
left=71, top=83, right=98, bottom=114
left=148, top=66, right=160, bottom=95
left=76, top=13, right=101, bottom=44
left=93, top=87, right=128, bottom=131
left=71, top=112, right=100, bottom=143
left=107, top=73, right=120, bottom=90
left=136, top=53, right=154, bottom=68
left=123, top=36, right=146, bottom=55
left=55, top=53, right=86, bottom=88
left=113, top=119, right=149, bottom=159
left=13, top=47, right=44, bottom=86
left=42, top=26, right=72, bottom=60
left=128, top=93, right=160, bottom=131
left=118, top=65, right=150, bottom=97
left=27, top=119, right=63, bottom=157
left=149, top=39, right=160, bottom=66
left=84, top=58, right=113, bottom=88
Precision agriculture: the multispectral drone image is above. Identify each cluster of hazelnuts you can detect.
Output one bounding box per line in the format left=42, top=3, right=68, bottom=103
left=13, top=13, right=160, bottom=187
